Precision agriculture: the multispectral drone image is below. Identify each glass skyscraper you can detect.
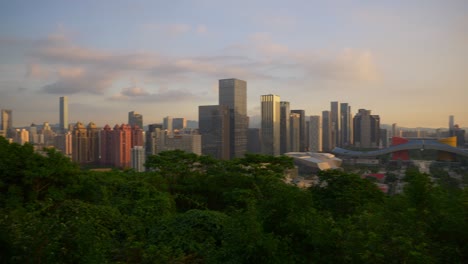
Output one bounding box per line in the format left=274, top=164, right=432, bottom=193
left=219, top=78, right=247, bottom=159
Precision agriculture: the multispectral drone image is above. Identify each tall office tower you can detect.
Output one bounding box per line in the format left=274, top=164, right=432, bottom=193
left=380, top=129, right=388, bottom=148
left=261, top=94, right=280, bottom=156
left=59, top=96, right=68, bottom=133
left=163, top=116, right=173, bottom=136
left=14, top=129, right=29, bottom=145
left=172, top=118, right=187, bottom=130
left=322, top=111, right=332, bottom=152
left=392, top=123, right=397, bottom=138
left=353, top=109, right=380, bottom=148
left=29, top=123, right=38, bottom=143
left=247, top=128, right=261, bottom=154
left=330, top=102, right=341, bottom=148
left=219, top=78, right=248, bottom=159
left=291, top=109, right=306, bottom=151
left=290, top=113, right=300, bottom=152
left=131, top=146, right=146, bottom=172
left=199, top=105, right=230, bottom=160
left=1, top=109, right=13, bottom=138
left=146, top=123, right=163, bottom=155
left=449, top=115, right=454, bottom=131
left=128, top=111, right=143, bottom=129
left=309, top=116, right=322, bottom=152
left=280, top=101, right=290, bottom=154
left=340, top=103, right=352, bottom=146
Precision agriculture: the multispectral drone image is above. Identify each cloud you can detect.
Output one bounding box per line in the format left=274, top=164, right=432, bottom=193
left=26, top=63, right=50, bottom=79
left=41, top=67, right=117, bottom=94
left=142, top=23, right=192, bottom=36
left=110, top=86, right=199, bottom=103
left=196, top=24, right=208, bottom=34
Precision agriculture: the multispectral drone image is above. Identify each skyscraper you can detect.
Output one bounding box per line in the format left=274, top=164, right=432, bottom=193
left=340, top=103, right=352, bottom=146
left=219, top=78, right=248, bottom=159
left=290, top=113, right=300, bottom=152
left=309, top=116, right=322, bottom=152
left=128, top=111, right=143, bottom=129
left=59, top=96, right=68, bottom=133
left=172, top=118, right=187, bottom=130
left=280, top=101, right=290, bottom=154
left=163, top=116, right=173, bottom=136
left=291, top=109, right=306, bottom=152
left=330, top=102, right=341, bottom=148
left=131, top=146, right=146, bottom=172
left=449, top=115, right=454, bottom=131
left=353, top=109, right=380, bottom=148
left=322, top=111, right=332, bottom=152
left=261, top=94, right=280, bottom=156
left=199, top=105, right=230, bottom=160
left=1, top=109, right=13, bottom=138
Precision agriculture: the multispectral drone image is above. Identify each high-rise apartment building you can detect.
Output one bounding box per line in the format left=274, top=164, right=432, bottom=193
left=1, top=109, right=13, bottom=138
left=330, top=102, right=341, bottom=148
left=309, top=116, right=322, bottom=152
left=14, top=129, right=29, bottom=145
left=146, top=123, right=163, bottom=155
left=353, top=109, right=380, bottom=148
left=71, top=122, right=99, bottom=165
left=131, top=146, right=146, bottom=172
left=219, top=78, right=248, bottom=159
left=392, top=123, right=398, bottom=138
left=280, top=101, right=290, bottom=154
left=290, top=113, right=300, bottom=152
left=199, top=105, right=230, bottom=160
left=340, top=103, right=352, bottom=146
left=59, top=96, right=68, bottom=133
left=322, top=111, right=332, bottom=152
left=101, top=124, right=144, bottom=168
left=128, top=111, right=143, bottom=129
left=261, top=94, right=280, bottom=156
left=291, top=109, right=306, bottom=152
left=55, top=131, right=72, bottom=157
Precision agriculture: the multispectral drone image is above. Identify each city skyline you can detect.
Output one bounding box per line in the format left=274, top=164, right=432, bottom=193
left=0, top=1, right=466, bottom=128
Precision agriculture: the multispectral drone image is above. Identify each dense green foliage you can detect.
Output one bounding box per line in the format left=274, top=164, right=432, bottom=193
left=0, top=137, right=466, bottom=263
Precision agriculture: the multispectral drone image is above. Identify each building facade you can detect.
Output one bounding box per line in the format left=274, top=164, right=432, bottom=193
left=322, top=111, right=332, bottom=152
left=330, top=101, right=341, bottom=149
left=291, top=109, right=306, bottom=152
left=199, top=105, right=230, bottom=160
left=261, top=94, right=280, bottom=156
left=353, top=109, right=380, bottom=148
left=280, top=101, right=290, bottom=154
left=309, top=115, right=322, bottom=152
left=59, top=96, right=68, bottom=133
left=219, top=78, right=248, bottom=159
left=1, top=109, right=13, bottom=138
left=128, top=111, right=143, bottom=129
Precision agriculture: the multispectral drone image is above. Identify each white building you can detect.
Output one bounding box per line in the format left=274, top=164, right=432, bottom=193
left=131, top=146, right=146, bottom=172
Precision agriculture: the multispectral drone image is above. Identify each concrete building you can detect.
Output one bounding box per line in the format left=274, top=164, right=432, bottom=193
left=163, top=116, right=173, bottom=136
left=199, top=105, right=230, bottom=160
left=55, top=132, right=72, bottom=157
left=353, top=109, right=380, bottom=148
left=322, top=111, right=332, bottom=152
left=131, top=146, right=146, bottom=172
left=146, top=123, right=163, bottom=155
left=219, top=78, right=248, bottom=159
left=309, top=116, right=322, bottom=152
left=29, top=123, right=38, bottom=144
left=261, top=94, right=280, bottom=156
left=158, top=134, right=202, bottom=155
left=128, top=111, right=143, bottom=129
left=280, top=101, right=290, bottom=154
left=59, top=96, right=68, bottom=133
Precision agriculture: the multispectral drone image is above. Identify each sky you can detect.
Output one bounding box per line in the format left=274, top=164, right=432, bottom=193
left=0, top=0, right=467, bottom=128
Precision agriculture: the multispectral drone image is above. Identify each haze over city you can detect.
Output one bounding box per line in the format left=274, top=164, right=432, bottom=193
left=1, top=0, right=466, bottom=128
